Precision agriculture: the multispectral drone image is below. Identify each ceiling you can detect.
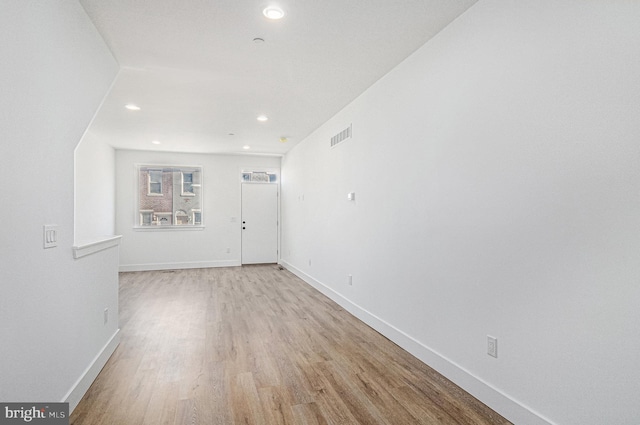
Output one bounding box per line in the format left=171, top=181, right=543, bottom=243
left=80, top=0, right=477, bottom=156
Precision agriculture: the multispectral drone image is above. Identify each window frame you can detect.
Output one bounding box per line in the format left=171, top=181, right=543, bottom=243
left=147, top=169, right=163, bottom=196
left=241, top=170, right=278, bottom=183
left=192, top=209, right=202, bottom=225
left=135, top=164, right=204, bottom=230
left=181, top=171, right=196, bottom=196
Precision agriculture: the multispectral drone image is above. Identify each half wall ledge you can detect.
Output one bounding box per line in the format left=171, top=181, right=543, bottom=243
left=73, top=235, right=122, bottom=259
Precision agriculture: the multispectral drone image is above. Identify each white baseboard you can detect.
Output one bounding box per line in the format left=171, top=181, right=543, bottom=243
left=279, top=260, right=555, bottom=425
left=119, top=260, right=241, bottom=272
left=64, top=329, right=120, bottom=413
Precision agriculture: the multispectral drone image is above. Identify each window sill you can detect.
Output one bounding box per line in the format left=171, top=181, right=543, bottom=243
left=133, top=226, right=205, bottom=232
left=73, top=235, right=122, bottom=259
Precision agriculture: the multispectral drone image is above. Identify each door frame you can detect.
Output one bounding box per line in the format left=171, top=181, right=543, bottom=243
left=238, top=167, right=280, bottom=265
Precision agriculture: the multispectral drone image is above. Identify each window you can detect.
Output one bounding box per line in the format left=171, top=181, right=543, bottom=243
left=175, top=210, right=189, bottom=225
left=181, top=172, right=195, bottom=196
left=241, top=171, right=277, bottom=183
left=192, top=209, right=202, bottom=225
left=140, top=210, right=153, bottom=225
left=154, top=212, right=173, bottom=225
left=137, top=165, right=203, bottom=228
left=148, top=170, right=163, bottom=195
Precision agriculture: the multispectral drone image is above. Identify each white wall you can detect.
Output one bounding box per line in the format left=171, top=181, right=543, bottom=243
left=280, top=1, right=640, bottom=424
left=75, top=132, right=117, bottom=242
left=0, top=0, right=120, bottom=410
left=116, top=150, right=280, bottom=271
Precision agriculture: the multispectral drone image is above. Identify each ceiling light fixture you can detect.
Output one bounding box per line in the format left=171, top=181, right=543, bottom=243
left=279, top=137, right=288, bottom=143
left=257, top=115, right=268, bottom=122
left=151, top=140, right=161, bottom=145
left=243, top=145, right=251, bottom=150
left=253, top=37, right=265, bottom=44
left=125, top=104, right=141, bottom=111
left=263, top=6, right=284, bottom=20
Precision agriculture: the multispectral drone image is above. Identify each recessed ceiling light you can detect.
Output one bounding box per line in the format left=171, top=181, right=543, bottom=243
left=243, top=145, right=251, bottom=150
left=279, top=137, right=288, bottom=143
left=263, top=6, right=284, bottom=20
left=125, top=104, right=140, bottom=111
left=151, top=140, right=161, bottom=145
left=257, top=115, right=268, bottom=122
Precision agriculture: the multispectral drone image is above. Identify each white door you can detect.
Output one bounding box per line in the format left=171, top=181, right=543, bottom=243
left=241, top=183, right=278, bottom=264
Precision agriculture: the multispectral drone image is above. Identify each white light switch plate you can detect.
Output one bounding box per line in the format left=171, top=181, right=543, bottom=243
left=43, top=225, right=58, bottom=249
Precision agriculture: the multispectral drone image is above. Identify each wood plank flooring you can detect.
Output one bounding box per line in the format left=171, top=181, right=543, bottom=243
left=70, top=265, right=511, bottom=425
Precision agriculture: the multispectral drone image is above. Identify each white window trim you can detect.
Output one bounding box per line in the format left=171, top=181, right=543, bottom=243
left=135, top=164, right=204, bottom=230
left=147, top=170, right=163, bottom=196
left=241, top=170, right=278, bottom=183
left=192, top=209, right=202, bottom=225
left=181, top=171, right=196, bottom=197
left=139, top=210, right=154, bottom=226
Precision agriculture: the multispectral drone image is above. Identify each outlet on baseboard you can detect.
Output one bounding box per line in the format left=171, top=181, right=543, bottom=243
left=487, top=335, right=498, bottom=358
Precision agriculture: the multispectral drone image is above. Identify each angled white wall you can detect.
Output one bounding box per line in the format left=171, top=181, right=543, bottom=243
left=0, top=0, right=120, bottom=410
left=75, top=132, right=117, bottom=243
left=281, top=1, right=640, bottom=424
left=115, top=150, right=280, bottom=271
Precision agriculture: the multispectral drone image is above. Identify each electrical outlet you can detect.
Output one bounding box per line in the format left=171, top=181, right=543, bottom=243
left=104, top=308, right=109, bottom=325
left=347, top=274, right=353, bottom=285
left=308, top=259, right=311, bottom=266
left=487, top=335, right=498, bottom=358
left=226, top=247, right=231, bottom=253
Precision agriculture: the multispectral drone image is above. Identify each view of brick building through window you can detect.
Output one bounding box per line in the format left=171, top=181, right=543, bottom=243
left=138, top=166, right=202, bottom=226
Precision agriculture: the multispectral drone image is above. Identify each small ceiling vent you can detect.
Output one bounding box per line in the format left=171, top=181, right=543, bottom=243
left=331, top=124, right=352, bottom=148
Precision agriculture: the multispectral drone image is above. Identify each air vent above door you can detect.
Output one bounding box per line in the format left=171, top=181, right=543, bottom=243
left=330, top=124, right=352, bottom=148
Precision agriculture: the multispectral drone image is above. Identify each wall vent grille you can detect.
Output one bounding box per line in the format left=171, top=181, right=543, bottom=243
left=331, top=124, right=352, bottom=148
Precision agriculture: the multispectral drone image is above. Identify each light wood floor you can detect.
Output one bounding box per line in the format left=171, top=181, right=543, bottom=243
left=71, top=265, right=511, bottom=425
